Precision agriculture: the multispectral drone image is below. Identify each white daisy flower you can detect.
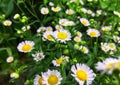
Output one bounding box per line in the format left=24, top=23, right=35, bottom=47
left=76, top=31, right=82, bottom=37
left=55, top=25, right=63, bottom=31
left=33, top=75, right=44, bottom=85
left=41, top=7, right=49, bottom=15
left=17, top=40, right=35, bottom=53
left=49, top=2, right=54, bottom=6
left=37, top=26, right=46, bottom=33
left=67, top=21, right=75, bottom=26
left=113, top=11, right=120, bottom=17
left=80, top=46, right=89, bottom=54
left=32, top=51, right=45, bottom=62
left=101, top=42, right=109, bottom=53
left=52, top=57, right=63, bottom=67
left=101, top=26, right=112, bottom=32
left=74, top=36, right=81, bottom=42
left=6, top=56, right=14, bottom=63
left=66, top=9, right=75, bottom=15
left=115, top=58, right=120, bottom=70
left=71, top=63, right=95, bottom=85
left=87, top=10, right=93, bottom=15
left=46, top=26, right=53, bottom=31
left=113, top=35, right=120, bottom=43
left=51, top=6, right=61, bottom=12
left=87, top=28, right=100, bottom=37
left=43, top=31, right=55, bottom=41
left=81, top=8, right=87, bottom=14
left=96, top=58, right=118, bottom=74
left=96, top=10, right=102, bottom=15
left=21, top=25, right=31, bottom=31
left=59, top=19, right=69, bottom=26
left=54, top=29, right=71, bottom=43
left=80, top=18, right=90, bottom=26
left=42, top=70, right=62, bottom=85
left=117, top=27, right=120, bottom=31
left=108, top=43, right=116, bottom=51
left=10, top=72, right=19, bottom=79
left=3, top=20, right=12, bottom=26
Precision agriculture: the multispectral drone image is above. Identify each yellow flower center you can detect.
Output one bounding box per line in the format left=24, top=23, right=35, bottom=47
left=56, top=58, right=63, bottom=64
left=67, top=10, right=73, bottom=15
left=76, top=70, right=87, bottom=81
left=74, top=37, right=80, bottom=42
left=106, top=63, right=114, bottom=69
left=104, top=27, right=109, bottom=31
left=116, top=61, right=120, bottom=69
left=47, top=28, right=52, bottom=31
left=81, top=20, right=87, bottom=26
left=39, top=77, right=44, bottom=85
left=109, top=44, right=115, bottom=49
left=47, top=35, right=54, bottom=41
left=22, top=44, right=32, bottom=52
left=54, top=7, right=59, bottom=11
left=43, top=10, right=48, bottom=14
left=89, top=31, right=97, bottom=37
left=48, top=75, right=58, bottom=85
left=5, top=21, right=11, bottom=26
left=57, top=32, right=68, bottom=40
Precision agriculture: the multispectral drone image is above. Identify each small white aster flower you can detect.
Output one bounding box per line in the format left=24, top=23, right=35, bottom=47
left=80, top=18, right=90, bottom=26
left=113, top=36, right=120, bottom=43
left=49, top=2, right=54, bottom=6
left=101, top=42, right=109, bottom=53
left=96, top=58, right=118, bottom=74
left=42, top=70, right=62, bottom=85
left=108, top=43, right=116, bottom=51
left=79, top=0, right=84, bottom=5
left=55, top=25, right=63, bottom=31
left=117, top=27, right=120, bottom=31
left=32, top=51, right=45, bottom=62
left=81, top=8, right=87, bottom=14
left=10, top=72, right=19, bottom=79
left=51, top=6, right=61, bottom=12
left=80, top=46, right=89, bottom=54
left=33, top=75, right=44, bottom=85
left=67, top=21, right=75, bottom=26
left=52, top=57, right=63, bottom=67
left=66, top=9, right=75, bottom=15
left=46, top=26, right=53, bottom=31
left=87, top=28, right=100, bottom=37
left=101, top=26, right=112, bottom=32
left=54, top=29, right=71, bottom=43
left=37, top=26, right=46, bottom=33
left=43, top=31, right=55, bottom=41
left=21, top=25, right=31, bottom=31
left=113, top=11, right=120, bottom=17
left=96, top=10, right=102, bottom=15
left=74, top=36, right=81, bottom=42
left=3, top=20, right=12, bottom=26
left=41, top=7, right=49, bottom=15
left=87, top=10, right=93, bottom=15
left=6, top=56, right=14, bottom=63
left=59, top=19, right=69, bottom=26
left=71, top=63, right=95, bottom=85
left=76, top=31, right=82, bottom=37
left=17, top=40, right=35, bottom=53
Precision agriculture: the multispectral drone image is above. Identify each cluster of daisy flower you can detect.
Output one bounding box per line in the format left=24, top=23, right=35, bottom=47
left=1, top=0, right=120, bottom=85
left=101, top=42, right=117, bottom=54
left=33, top=63, right=95, bottom=85
left=96, top=57, right=120, bottom=74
